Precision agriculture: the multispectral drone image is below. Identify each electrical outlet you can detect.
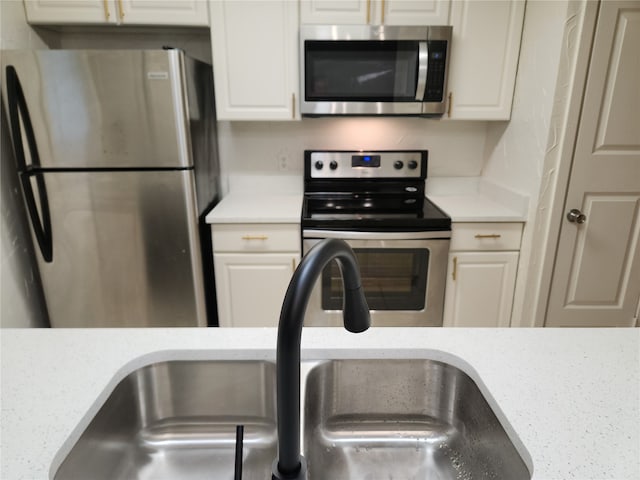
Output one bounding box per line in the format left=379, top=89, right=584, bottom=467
left=277, top=151, right=289, bottom=171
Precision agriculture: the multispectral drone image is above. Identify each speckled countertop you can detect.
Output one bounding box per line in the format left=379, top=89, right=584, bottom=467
left=204, top=176, right=529, bottom=224
left=205, top=191, right=303, bottom=224
left=1, top=328, right=638, bottom=480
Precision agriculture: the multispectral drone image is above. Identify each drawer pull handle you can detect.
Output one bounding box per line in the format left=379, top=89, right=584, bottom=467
left=242, top=235, right=268, bottom=240
left=475, top=234, right=502, bottom=239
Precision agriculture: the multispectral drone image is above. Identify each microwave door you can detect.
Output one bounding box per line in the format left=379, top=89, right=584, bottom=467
left=302, top=40, right=425, bottom=116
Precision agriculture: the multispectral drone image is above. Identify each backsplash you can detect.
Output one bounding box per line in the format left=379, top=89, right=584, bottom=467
left=217, top=117, right=489, bottom=180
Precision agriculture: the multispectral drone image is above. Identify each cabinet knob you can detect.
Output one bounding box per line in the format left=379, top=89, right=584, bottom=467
left=566, top=209, right=587, bottom=224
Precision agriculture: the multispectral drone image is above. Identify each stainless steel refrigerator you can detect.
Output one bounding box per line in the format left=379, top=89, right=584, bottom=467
left=1, top=49, right=219, bottom=327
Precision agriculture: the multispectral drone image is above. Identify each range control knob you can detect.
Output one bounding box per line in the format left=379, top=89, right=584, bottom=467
left=407, top=160, right=419, bottom=170
left=329, top=160, right=338, bottom=170
left=314, top=160, right=324, bottom=170
left=394, top=160, right=404, bottom=170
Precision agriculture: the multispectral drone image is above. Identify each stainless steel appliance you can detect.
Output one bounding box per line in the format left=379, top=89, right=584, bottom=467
left=300, top=25, right=452, bottom=117
left=2, top=49, right=219, bottom=327
left=302, top=150, right=451, bottom=327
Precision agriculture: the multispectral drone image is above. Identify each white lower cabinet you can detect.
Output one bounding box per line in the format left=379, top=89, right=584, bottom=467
left=212, top=223, right=300, bottom=327
left=443, top=223, right=523, bottom=327
left=214, top=253, right=298, bottom=327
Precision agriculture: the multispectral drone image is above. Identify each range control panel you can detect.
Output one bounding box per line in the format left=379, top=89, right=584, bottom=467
left=306, top=150, right=427, bottom=179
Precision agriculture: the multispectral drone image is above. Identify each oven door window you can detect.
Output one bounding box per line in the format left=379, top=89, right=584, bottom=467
left=321, top=248, right=428, bottom=310
left=305, top=41, right=419, bottom=102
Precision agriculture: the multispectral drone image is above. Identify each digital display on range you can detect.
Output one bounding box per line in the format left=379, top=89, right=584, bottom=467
left=352, top=154, right=381, bottom=168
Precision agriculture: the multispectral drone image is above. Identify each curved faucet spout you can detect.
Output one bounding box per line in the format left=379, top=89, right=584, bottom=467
left=272, top=238, right=370, bottom=480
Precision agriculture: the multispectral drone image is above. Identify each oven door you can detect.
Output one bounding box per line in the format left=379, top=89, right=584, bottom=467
left=302, top=230, right=450, bottom=327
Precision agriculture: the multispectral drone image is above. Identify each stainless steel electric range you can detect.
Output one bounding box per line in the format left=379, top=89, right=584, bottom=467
left=301, top=150, right=451, bottom=327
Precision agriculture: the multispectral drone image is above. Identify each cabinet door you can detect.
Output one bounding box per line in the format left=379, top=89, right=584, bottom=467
left=300, top=0, right=370, bottom=24
left=210, top=0, right=299, bottom=120
left=214, top=253, right=297, bottom=327
left=300, top=0, right=450, bottom=25
left=24, top=0, right=117, bottom=24
left=383, top=0, right=450, bottom=25
left=447, top=0, right=525, bottom=120
left=443, top=251, right=519, bottom=327
left=118, top=0, right=209, bottom=26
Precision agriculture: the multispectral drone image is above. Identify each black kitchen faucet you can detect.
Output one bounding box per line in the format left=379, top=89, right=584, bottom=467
left=271, top=238, right=371, bottom=480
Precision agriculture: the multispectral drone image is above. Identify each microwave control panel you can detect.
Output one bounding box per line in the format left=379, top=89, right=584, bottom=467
left=425, top=40, right=448, bottom=102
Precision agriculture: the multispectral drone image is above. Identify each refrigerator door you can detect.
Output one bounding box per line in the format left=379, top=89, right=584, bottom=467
left=33, top=169, right=206, bottom=327
left=1, top=49, right=191, bottom=169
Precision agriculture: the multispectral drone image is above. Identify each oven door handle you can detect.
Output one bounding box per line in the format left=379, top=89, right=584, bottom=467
left=303, top=230, right=451, bottom=241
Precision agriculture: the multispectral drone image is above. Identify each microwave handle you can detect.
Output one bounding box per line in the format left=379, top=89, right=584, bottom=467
left=415, top=41, right=429, bottom=101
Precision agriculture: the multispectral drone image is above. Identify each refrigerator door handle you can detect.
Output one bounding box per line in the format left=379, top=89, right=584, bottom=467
left=6, top=65, right=53, bottom=262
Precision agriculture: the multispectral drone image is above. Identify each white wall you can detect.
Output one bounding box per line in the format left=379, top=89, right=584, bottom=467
left=482, top=0, right=569, bottom=199
left=519, top=0, right=596, bottom=326
left=481, top=0, right=586, bottom=326
left=0, top=0, right=53, bottom=327
left=217, top=118, right=489, bottom=192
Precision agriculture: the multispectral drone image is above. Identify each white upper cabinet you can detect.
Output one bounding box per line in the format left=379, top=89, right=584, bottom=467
left=383, top=0, right=451, bottom=25
left=300, top=0, right=451, bottom=25
left=446, top=0, right=525, bottom=120
left=300, top=0, right=370, bottom=24
left=24, top=0, right=117, bottom=24
left=118, top=0, right=209, bottom=26
left=210, top=0, right=299, bottom=121
left=24, top=0, right=209, bottom=26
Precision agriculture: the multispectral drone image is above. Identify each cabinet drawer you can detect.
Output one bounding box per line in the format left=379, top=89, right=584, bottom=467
left=212, top=224, right=300, bottom=253
left=450, top=223, right=523, bottom=251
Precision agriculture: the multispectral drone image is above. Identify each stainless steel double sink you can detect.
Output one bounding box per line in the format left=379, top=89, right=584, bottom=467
left=54, top=359, right=531, bottom=479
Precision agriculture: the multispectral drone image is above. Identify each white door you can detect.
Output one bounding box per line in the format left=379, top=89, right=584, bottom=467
left=546, top=1, right=640, bottom=327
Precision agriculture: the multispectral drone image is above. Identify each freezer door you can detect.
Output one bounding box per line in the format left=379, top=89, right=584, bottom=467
left=33, top=170, right=206, bottom=327
left=1, top=50, right=192, bottom=169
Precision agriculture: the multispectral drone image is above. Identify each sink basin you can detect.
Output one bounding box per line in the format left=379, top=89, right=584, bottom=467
left=55, top=358, right=530, bottom=480
left=303, top=359, right=531, bottom=480
left=54, top=360, right=277, bottom=480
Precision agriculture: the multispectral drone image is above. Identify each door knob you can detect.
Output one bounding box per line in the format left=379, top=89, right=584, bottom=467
left=567, top=209, right=587, bottom=224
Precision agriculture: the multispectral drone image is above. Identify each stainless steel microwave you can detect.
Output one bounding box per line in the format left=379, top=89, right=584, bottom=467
left=300, top=25, right=452, bottom=117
